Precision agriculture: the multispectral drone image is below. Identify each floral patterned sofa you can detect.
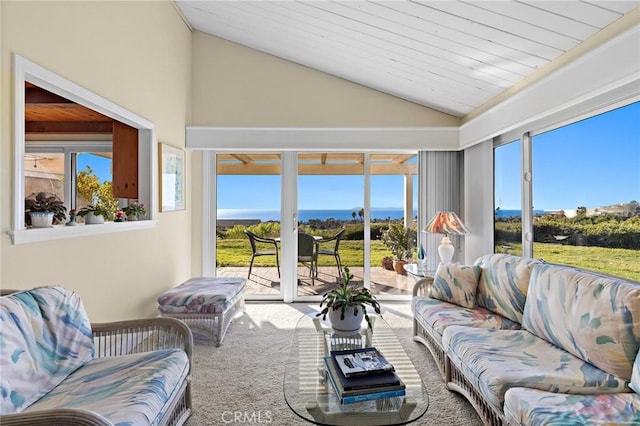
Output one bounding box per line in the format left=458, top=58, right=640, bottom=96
left=412, top=253, right=640, bottom=425
left=0, top=286, right=193, bottom=425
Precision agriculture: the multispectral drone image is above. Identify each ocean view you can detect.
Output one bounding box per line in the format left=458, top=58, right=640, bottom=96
left=217, top=208, right=542, bottom=222
left=218, top=208, right=417, bottom=222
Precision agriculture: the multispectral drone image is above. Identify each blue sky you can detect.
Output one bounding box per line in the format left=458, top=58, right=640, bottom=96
left=78, top=153, right=112, bottom=184
left=496, top=101, right=640, bottom=211
left=217, top=173, right=419, bottom=210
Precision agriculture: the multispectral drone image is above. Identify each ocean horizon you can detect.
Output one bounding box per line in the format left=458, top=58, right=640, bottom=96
left=218, top=208, right=415, bottom=222
left=217, top=208, right=544, bottom=222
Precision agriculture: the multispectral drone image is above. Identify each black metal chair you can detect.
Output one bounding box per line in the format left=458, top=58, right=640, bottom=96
left=298, top=233, right=317, bottom=285
left=315, top=228, right=345, bottom=279
left=245, top=230, right=280, bottom=279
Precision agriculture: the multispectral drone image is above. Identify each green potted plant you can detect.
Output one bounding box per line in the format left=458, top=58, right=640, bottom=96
left=123, top=202, right=147, bottom=221
left=24, top=192, right=68, bottom=228
left=381, top=223, right=417, bottom=274
left=317, top=267, right=381, bottom=333
left=77, top=204, right=114, bottom=224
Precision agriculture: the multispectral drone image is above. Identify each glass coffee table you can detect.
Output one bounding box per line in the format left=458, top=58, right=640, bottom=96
left=284, top=312, right=429, bottom=425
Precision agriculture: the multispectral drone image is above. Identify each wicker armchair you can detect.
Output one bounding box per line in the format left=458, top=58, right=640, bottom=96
left=0, top=313, right=193, bottom=426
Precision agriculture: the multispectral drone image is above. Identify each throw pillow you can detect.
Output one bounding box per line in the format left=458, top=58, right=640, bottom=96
left=430, top=263, right=481, bottom=309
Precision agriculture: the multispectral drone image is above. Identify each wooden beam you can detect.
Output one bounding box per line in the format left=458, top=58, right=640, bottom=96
left=25, top=121, right=113, bottom=134
left=217, top=162, right=416, bottom=175
left=231, top=154, right=253, bottom=164
left=391, top=154, right=415, bottom=164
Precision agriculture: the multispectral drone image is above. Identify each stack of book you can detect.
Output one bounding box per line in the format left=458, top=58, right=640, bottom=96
left=324, top=347, right=406, bottom=405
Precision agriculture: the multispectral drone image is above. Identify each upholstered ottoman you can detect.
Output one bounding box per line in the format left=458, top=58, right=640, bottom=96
left=158, top=277, right=246, bottom=346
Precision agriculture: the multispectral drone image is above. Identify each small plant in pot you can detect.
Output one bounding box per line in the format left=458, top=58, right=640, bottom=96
left=317, top=267, right=381, bottom=334
left=122, top=202, right=147, bottom=221
left=381, top=223, right=417, bottom=275
left=77, top=204, right=113, bottom=224
left=25, top=192, right=67, bottom=228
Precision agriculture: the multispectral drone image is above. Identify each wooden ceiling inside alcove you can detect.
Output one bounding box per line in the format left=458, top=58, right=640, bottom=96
left=25, top=82, right=114, bottom=135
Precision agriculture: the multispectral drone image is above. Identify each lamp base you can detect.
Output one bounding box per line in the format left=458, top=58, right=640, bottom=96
left=437, top=236, right=455, bottom=264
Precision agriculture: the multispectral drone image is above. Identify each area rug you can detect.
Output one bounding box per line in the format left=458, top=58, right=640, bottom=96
left=186, top=302, right=482, bottom=425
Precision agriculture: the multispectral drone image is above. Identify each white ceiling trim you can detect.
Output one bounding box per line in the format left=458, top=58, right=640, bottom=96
left=186, top=127, right=459, bottom=151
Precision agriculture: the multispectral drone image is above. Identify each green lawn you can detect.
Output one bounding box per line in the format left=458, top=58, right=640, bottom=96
left=216, top=239, right=392, bottom=268
left=219, top=238, right=639, bottom=281
left=496, top=242, right=640, bottom=281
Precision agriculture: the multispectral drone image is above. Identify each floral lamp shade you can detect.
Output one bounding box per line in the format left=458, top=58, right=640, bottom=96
left=424, top=211, right=469, bottom=264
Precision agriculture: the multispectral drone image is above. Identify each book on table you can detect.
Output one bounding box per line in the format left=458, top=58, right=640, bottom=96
left=324, top=356, right=406, bottom=405
left=331, top=347, right=395, bottom=378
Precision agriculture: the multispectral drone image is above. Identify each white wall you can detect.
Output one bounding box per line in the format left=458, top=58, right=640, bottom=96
left=1, top=1, right=192, bottom=321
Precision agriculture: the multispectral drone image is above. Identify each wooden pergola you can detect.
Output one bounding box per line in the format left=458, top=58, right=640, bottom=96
left=217, top=152, right=418, bottom=227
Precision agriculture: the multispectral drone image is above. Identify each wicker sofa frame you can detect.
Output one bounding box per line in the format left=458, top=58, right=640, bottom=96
left=0, top=299, right=194, bottom=426
left=412, top=278, right=509, bottom=426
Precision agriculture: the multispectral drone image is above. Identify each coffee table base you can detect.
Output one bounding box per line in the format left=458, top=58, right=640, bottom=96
left=306, top=397, right=418, bottom=425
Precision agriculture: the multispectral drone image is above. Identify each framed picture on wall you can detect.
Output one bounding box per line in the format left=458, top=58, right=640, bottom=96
left=159, top=143, right=185, bottom=212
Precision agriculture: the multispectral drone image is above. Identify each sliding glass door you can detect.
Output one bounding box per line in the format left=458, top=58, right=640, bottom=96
left=209, top=151, right=418, bottom=301
left=215, top=153, right=282, bottom=299
left=296, top=153, right=364, bottom=296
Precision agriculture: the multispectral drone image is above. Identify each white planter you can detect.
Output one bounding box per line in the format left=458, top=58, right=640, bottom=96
left=328, top=306, right=364, bottom=335
left=84, top=212, right=105, bottom=224
left=30, top=212, right=54, bottom=228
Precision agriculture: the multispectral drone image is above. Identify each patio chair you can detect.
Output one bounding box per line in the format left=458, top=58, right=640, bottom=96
left=315, top=228, right=345, bottom=279
left=245, top=230, right=280, bottom=279
left=298, top=232, right=317, bottom=285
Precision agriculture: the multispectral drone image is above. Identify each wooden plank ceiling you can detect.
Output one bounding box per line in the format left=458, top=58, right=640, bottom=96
left=176, top=0, right=638, bottom=118
left=25, top=82, right=113, bottom=134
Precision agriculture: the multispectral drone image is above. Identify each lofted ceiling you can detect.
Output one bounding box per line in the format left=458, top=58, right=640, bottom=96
left=175, top=0, right=639, bottom=118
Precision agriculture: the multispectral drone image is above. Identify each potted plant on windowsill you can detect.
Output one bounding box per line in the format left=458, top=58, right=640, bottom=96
left=317, top=267, right=381, bottom=334
left=24, top=192, right=68, bottom=228
left=381, top=223, right=417, bottom=275
left=123, top=202, right=147, bottom=221
left=77, top=204, right=113, bottom=224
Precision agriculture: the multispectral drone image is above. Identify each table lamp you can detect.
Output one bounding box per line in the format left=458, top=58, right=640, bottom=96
left=424, top=211, right=469, bottom=264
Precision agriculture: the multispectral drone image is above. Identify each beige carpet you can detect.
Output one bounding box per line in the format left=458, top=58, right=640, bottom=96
left=185, top=302, right=482, bottom=425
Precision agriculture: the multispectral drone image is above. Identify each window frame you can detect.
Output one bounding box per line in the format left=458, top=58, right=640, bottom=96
left=11, top=54, right=157, bottom=244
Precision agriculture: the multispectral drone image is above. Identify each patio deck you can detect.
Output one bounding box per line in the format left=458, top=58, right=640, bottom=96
left=216, top=265, right=418, bottom=298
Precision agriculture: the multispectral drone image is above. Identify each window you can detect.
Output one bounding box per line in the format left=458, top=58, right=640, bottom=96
left=494, top=140, right=522, bottom=256
left=12, top=54, right=155, bottom=243
left=530, top=102, right=640, bottom=280
left=25, top=142, right=113, bottom=216
left=494, top=102, right=640, bottom=281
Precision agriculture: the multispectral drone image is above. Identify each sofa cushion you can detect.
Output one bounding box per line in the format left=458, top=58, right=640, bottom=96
left=0, top=286, right=94, bottom=414
left=504, top=387, right=640, bottom=426
left=430, top=263, right=481, bottom=308
left=631, top=350, right=640, bottom=393
left=25, top=349, right=189, bottom=425
left=442, top=326, right=629, bottom=411
left=474, top=254, right=542, bottom=324
left=522, top=263, right=640, bottom=381
left=412, top=296, right=520, bottom=345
